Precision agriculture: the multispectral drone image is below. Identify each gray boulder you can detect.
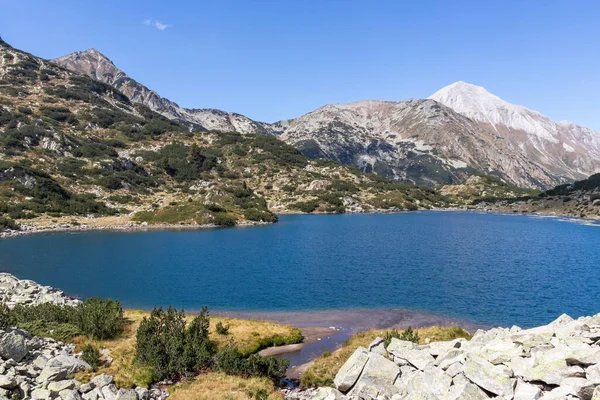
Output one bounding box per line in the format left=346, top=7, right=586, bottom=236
left=0, top=329, right=28, bottom=362
left=463, top=354, right=515, bottom=397
left=333, top=346, right=369, bottom=392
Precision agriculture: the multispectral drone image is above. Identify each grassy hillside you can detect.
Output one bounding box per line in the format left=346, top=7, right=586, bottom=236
left=0, top=38, right=448, bottom=233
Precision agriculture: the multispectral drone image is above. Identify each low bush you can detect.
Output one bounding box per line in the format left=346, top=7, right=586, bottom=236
left=76, top=298, right=123, bottom=340
left=135, top=306, right=215, bottom=381
left=215, top=343, right=289, bottom=381
left=215, top=321, right=229, bottom=335
left=6, top=298, right=123, bottom=341
left=0, top=216, right=19, bottom=232
left=81, top=344, right=101, bottom=371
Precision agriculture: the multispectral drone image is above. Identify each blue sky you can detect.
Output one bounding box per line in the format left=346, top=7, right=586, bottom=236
left=1, top=1, right=599, bottom=129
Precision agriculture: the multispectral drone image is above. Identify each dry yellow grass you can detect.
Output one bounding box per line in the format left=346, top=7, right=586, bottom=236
left=74, top=310, right=302, bottom=389
left=300, top=326, right=472, bottom=388
left=169, top=372, right=283, bottom=400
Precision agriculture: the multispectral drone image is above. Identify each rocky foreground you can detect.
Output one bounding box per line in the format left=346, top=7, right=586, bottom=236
left=0, top=273, right=165, bottom=400
left=289, top=314, right=600, bottom=400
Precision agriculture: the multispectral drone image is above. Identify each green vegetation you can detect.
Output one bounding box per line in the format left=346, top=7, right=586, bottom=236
left=0, top=298, right=123, bottom=341
left=82, top=344, right=101, bottom=371
left=135, top=306, right=288, bottom=383
left=216, top=321, right=230, bottom=335
left=0, top=216, right=19, bottom=232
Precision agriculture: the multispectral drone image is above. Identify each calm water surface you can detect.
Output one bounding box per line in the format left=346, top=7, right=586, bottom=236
left=1, top=212, right=599, bottom=328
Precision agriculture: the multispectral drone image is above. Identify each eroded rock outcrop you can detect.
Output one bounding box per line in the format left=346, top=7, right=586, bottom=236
left=291, top=313, right=600, bottom=399
left=0, top=273, right=81, bottom=309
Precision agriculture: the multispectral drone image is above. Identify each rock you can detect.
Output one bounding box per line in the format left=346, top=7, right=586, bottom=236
left=587, top=364, right=600, bottom=384
left=0, top=376, right=16, bottom=390
left=91, top=373, right=114, bottom=388
left=347, top=353, right=401, bottom=398
left=48, top=379, right=77, bottom=393
left=309, top=387, right=346, bottom=400
left=368, top=337, right=386, bottom=356
left=463, top=354, right=515, bottom=397
left=513, top=379, right=543, bottom=400
left=0, top=329, right=28, bottom=362
left=333, top=346, right=369, bottom=392
left=387, top=340, right=435, bottom=370
left=116, top=388, right=139, bottom=400
left=447, top=382, right=490, bottom=400
left=46, top=354, right=91, bottom=374
left=592, top=386, right=600, bottom=400
left=31, top=388, right=52, bottom=399
left=405, top=367, right=451, bottom=398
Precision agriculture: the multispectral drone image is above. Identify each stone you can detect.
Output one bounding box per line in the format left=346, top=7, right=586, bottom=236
left=60, top=389, right=84, bottom=400
left=592, top=386, right=600, bottom=400
left=31, top=388, right=52, bottom=399
left=48, top=379, right=76, bottom=392
left=444, top=361, right=464, bottom=378
left=447, top=382, right=490, bottom=400
left=405, top=368, right=451, bottom=398
left=80, top=382, right=95, bottom=393
left=0, top=329, right=28, bottom=362
left=91, top=373, right=114, bottom=388
left=308, top=387, right=346, bottom=400
left=463, top=354, right=514, bottom=397
left=116, top=388, right=139, bottom=400
left=333, top=347, right=369, bottom=392
left=368, top=337, right=386, bottom=356
left=0, top=376, right=16, bottom=390
left=46, top=354, right=91, bottom=374
left=587, top=364, right=600, bottom=384
left=513, top=379, right=543, bottom=400
left=388, top=344, right=435, bottom=370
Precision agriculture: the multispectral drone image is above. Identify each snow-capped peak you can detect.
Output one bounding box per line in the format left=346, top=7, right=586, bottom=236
left=429, top=81, right=560, bottom=141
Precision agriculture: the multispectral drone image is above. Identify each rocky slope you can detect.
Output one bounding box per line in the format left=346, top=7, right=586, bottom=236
left=52, top=49, right=270, bottom=134
left=0, top=273, right=164, bottom=400
left=0, top=38, right=447, bottom=234
left=473, top=173, right=600, bottom=220
left=272, top=99, right=559, bottom=188
left=291, top=313, right=600, bottom=399
left=431, top=81, right=600, bottom=186
left=54, top=49, right=600, bottom=189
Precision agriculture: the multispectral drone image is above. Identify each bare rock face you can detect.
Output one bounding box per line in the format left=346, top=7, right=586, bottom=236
left=292, top=313, right=600, bottom=399
left=430, top=81, right=600, bottom=186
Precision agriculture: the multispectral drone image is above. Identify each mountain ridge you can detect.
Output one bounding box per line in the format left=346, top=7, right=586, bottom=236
left=52, top=48, right=600, bottom=189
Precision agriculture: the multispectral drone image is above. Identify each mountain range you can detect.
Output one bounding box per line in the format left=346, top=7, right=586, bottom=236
left=53, top=49, right=600, bottom=189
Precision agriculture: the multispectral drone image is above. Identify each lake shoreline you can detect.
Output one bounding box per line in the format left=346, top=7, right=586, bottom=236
left=2, top=207, right=597, bottom=240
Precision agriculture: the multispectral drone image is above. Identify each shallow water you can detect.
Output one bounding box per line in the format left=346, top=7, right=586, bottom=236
left=1, top=212, right=599, bottom=328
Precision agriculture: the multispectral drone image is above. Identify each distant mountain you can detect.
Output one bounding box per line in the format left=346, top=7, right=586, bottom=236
left=430, top=81, right=600, bottom=186
left=53, top=49, right=600, bottom=189
left=1, top=38, right=445, bottom=233
left=52, top=49, right=270, bottom=134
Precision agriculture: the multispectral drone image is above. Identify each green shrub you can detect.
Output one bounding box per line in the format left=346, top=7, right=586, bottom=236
left=0, top=216, right=19, bottom=232
left=136, top=306, right=215, bottom=381
left=81, top=344, right=101, bottom=371
left=212, top=213, right=237, bottom=227
left=214, top=343, right=289, bottom=381
left=400, top=326, right=420, bottom=343
left=383, top=329, right=401, bottom=348
left=136, top=307, right=188, bottom=381
left=290, top=200, right=319, bottom=213
left=76, top=298, right=123, bottom=340
left=0, top=303, right=14, bottom=329
left=215, top=321, right=229, bottom=335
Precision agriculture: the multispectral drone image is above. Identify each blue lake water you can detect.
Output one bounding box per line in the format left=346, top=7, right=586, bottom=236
left=0, top=212, right=599, bottom=328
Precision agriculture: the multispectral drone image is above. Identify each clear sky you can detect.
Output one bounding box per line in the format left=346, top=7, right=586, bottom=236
left=1, top=0, right=599, bottom=129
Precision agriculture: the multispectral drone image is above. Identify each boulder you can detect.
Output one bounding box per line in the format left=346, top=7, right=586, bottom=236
left=333, top=346, right=369, bottom=392
left=368, top=337, right=386, bottom=356
left=0, top=329, right=28, bottom=362
left=463, top=354, right=515, bottom=397
left=447, top=382, right=490, bottom=400
left=513, top=379, right=543, bottom=400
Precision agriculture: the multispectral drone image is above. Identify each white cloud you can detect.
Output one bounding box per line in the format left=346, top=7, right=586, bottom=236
left=144, top=19, right=170, bottom=31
